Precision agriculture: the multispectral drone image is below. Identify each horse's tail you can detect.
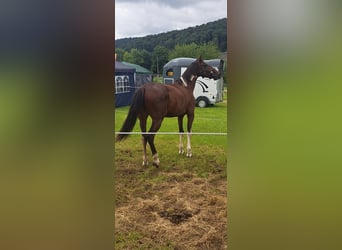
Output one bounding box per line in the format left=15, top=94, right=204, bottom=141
left=116, top=87, right=145, bottom=142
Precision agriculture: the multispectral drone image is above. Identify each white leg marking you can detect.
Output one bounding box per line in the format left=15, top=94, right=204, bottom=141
left=142, top=156, right=148, bottom=166
left=179, top=133, right=184, bottom=154
left=186, top=132, right=192, bottom=157
left=152, top=153, right=160, bottom=167
left=142, top=137, right=148, bottom=166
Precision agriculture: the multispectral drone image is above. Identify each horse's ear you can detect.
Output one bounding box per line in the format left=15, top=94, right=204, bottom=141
left=198, top=55, right=203, bottom=63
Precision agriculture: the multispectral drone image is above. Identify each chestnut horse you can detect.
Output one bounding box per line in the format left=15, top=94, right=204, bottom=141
left=116, top=56, right=221, bottom=167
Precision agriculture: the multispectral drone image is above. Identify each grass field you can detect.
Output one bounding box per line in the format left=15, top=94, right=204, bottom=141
left=115, top=97, right=227, bottom=249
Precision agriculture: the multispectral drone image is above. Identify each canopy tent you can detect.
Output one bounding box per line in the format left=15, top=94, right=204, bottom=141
left=122, top=62, right=153, bottom=88
left=115, top=61, right=136, bottom=107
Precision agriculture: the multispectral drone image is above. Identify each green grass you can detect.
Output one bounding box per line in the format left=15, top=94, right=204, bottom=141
left=152, top=76, right=163, bottom=83
left=115, top=102, right=226, bottom=158
left=115, top=100, right=227, bottom=144
left=114, top=98, right=227, bottom=182
left=115, top=230, right=175, bottom=250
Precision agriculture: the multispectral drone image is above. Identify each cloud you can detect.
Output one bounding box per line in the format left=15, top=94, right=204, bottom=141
left=115, top=0, right=227, bottom=39
left=115, top=0, right=209, bottom=9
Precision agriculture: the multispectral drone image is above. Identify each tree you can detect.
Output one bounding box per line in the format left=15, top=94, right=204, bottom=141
left=115, top=48, right=125, bottom=61
left=139, top=49, right=152, bottom=70
left=168, top=42, right=220, bottom=60
left=151, top=46, right=169, bottom=75
left=168, top=43, right=197, bottom=59
left=123, top=48, right=144, bottom=65
left=196, top=42, right=221, bottom=59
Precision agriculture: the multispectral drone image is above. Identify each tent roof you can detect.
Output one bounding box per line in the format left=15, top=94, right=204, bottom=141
left=115, top=61, right=136, bottom=73
left=122, top=62, right=152, bottom=74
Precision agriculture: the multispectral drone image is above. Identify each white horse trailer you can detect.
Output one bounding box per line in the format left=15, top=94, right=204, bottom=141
left=163, top=57, right=224, bottom=107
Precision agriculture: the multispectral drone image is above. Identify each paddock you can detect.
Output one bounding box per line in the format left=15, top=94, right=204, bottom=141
left=114, top=94, right=227, bottom=249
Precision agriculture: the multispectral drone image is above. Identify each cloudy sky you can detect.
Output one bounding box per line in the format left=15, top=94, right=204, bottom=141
left=115, top=0, right=227, bottom=39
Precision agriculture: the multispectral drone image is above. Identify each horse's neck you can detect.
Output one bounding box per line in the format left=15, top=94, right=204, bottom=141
left=181, top=71, right=197, bottom=91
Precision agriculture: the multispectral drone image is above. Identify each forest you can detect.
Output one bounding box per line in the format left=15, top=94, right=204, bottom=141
left=115, top=18, right=227, bottom=74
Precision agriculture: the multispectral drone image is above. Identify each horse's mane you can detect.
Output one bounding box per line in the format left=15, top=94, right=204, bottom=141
left=174, top=79, right=183, bottom=86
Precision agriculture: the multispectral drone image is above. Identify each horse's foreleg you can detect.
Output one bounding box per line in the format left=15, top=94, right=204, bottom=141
left=179, top=134, right=184, bottom=154
left=186, top=114, right=194, bottom=158
left=178, top=116, right=185, bottom=154
left=186, top=133, right=192, bottom=157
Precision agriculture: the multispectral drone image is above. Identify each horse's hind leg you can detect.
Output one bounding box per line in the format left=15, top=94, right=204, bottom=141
left=139, top=115, right=148, bottom=166
left=178, top=116, right=185, bottom=154
left=142, top=136, right=148, bottom=166
left=147, top=118, right=163, bottom=167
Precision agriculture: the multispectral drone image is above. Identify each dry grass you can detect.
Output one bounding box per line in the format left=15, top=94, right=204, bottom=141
left=115, top=161, right=227, bottom=249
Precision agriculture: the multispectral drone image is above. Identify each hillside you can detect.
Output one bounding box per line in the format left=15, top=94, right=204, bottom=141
left=115, top=18, right=227, bottom=52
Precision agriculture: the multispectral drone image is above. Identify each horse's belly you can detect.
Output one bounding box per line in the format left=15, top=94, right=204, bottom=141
left=165, top=112, right=182, bottom=117
left=166, top=100, right=188, bottom=117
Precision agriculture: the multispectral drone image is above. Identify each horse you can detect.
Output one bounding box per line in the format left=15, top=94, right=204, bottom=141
left=116, top=56, right=221, bottom=167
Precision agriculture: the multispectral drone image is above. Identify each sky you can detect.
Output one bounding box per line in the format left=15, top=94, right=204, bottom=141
left=115, top=0, right=227, bottom=39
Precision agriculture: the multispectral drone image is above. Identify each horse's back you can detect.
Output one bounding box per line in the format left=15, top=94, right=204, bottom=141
left=141, top=82, right=194, bottom=117
left=143, top=83, right=168, bottom=100
left=142, top=83, right=169, bottom=117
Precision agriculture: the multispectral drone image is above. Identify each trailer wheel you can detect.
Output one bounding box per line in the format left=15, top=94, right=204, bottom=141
left=197, top=97, right=209, bottom=108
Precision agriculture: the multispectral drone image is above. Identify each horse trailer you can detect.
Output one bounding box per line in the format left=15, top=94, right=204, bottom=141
left=163, top=57, right=224, bottom=107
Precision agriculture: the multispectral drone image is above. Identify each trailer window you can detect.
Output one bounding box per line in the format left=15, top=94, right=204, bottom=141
left=166, top=69, right=173, bottom=76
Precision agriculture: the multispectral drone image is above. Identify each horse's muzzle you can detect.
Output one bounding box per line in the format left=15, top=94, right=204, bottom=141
left=212, top=72, right=221, bottom=80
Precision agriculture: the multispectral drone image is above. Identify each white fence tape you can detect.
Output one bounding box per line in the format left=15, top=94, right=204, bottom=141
left=115, top=132, right=227, bottom=135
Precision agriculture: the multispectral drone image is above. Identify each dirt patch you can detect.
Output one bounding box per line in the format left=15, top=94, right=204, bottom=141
left=158, top=209, right=193, bottom=224
left=115, top=172, right=227, bottom=249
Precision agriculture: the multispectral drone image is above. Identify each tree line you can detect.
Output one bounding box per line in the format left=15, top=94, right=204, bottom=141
left=115, top=18, right=227, bottom=74
left=115, top=18, right=227, bottom=53
left=115, top=42, right=221, bottom=74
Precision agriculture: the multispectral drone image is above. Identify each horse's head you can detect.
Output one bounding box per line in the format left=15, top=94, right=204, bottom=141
left=196, top=56, right=221, bottom=80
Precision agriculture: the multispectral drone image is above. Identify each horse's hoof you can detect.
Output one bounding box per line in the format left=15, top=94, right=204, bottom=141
left=142, top=161, right=149, bottom=166
left=179, top=150, right=184, bottom=154
left=186, top=153, right=192, bottom=158
left=152, top=153, right=160, bottom=167
left=152, top=162, right=160, bottom=168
